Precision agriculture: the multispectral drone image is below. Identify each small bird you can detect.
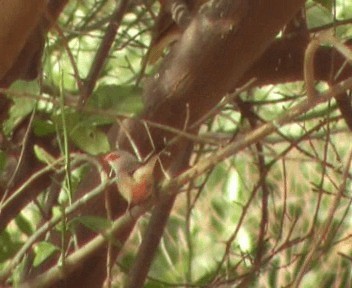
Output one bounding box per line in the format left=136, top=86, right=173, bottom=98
left=102, top=151, right=158, bottom=206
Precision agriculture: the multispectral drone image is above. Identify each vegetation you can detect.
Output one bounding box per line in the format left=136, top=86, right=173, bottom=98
left=1, top=0, right=352, bottom=287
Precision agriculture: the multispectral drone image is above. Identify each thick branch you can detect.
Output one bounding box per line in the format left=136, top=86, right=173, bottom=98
left=117, top=0, right=307, bottom=287
left=30, top=1, right=310, bottom=287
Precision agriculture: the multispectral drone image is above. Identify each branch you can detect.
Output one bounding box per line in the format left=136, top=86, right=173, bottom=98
left=23, top=69, right=352, bottom=288
left=20, top=205, right=146, bottom=288
left=79, top=0, right=131, bottom=106
left=48, top=0, right=307, bottom=286
left=118, top=1, right=307, bottom=287
left=166, top=75, right=352, bottom=194
left=0, top=155, right=108, bottom=283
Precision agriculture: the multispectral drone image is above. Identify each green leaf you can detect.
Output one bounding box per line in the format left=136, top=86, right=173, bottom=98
left=52, top=109, right=110, bottom=155
left=313, top=0, right=333, bottom=11
left=207, top=164, right=227, bottom=190
left=3, top=80, right=40, bottom=135
left=70, top=125, right=110, bottom=155
left=0, top=151, right=6, bottom=171
left=15, top=213, right=34, bottom=236
left=33, top=242, right=59, bottom=267
left=72, top=216, right=112, bottom=233
left=89, top=84, right=143, bottom=115
left=33, top=119, right=56, bottom=136
left=34, top=145, right=56, bottom=165
left=3, top=99, right=35, bottom=136
left=0, top=230, right=23, bottom=263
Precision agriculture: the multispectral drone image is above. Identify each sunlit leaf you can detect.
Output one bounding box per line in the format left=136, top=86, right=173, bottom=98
left=34, top=145, right=56, bottom=165
left=33, top=242, right=60, bottom=267
left=0, top=231, right=23, bottom=263
left=70, top=125, right=110, bottom=155
left=89, top=84, right=143, bottom=115
left=312, top=0, right=333, bottom=11
left=53, top=109, right=110, bottom=155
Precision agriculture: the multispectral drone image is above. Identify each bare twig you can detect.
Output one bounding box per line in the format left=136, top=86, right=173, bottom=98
left=79, top=0, right=131, bottom=106
left=0, top=154, right=108, bottom=282
left=304, top=32, right=352, bottom=101
left=292, top=148, right=352, bottom=287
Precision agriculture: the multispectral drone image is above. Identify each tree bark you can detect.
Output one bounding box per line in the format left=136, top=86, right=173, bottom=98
left=76, top=1, right=307, bottom=287
left=4, top=0, right=325, bottom=287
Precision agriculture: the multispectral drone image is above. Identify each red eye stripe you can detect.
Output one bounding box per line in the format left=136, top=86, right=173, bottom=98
left=99, top=152, right=119, bottom=174
left=104, top=152, right=120, bottom=162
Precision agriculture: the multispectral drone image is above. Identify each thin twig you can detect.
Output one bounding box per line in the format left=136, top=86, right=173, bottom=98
left=79, top=0, right=132, bottom=106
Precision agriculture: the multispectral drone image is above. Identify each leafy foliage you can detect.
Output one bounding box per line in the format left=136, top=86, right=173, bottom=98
left=2, top=0, right=352, bottom=287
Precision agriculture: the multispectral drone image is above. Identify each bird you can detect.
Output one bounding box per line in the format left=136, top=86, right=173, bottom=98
left=102, top=150, right=158, bottom=206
